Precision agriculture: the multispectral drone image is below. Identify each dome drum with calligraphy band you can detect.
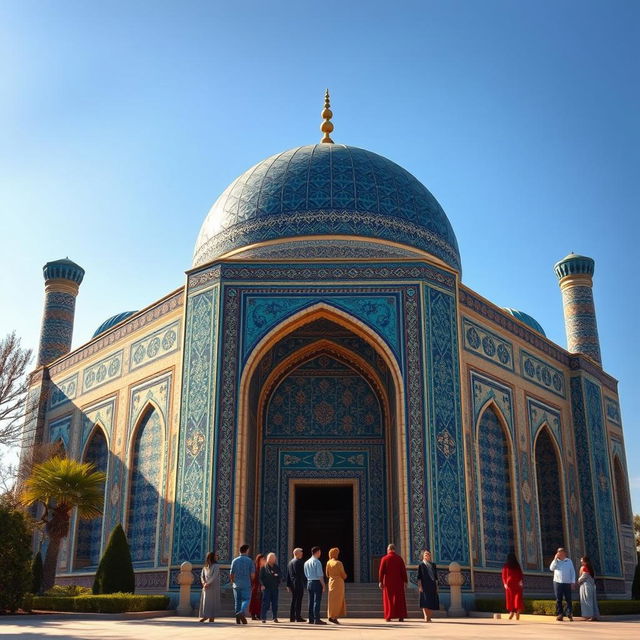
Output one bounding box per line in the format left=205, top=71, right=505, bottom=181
left=193, top=93, right=461, bottom=272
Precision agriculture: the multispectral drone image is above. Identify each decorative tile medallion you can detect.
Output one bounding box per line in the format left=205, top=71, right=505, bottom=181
left=129, top=320, right=181, bottom=371
left=520, top=349, right=565, bottom=397
left=49, top=373, right=78, bottom=409
left=463, top=317, right=514, bottom=371
left=81, top=350, right=123, bottom=393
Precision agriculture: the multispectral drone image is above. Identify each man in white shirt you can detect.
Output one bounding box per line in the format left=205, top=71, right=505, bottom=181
left=549, top=547, right=576, bottom=621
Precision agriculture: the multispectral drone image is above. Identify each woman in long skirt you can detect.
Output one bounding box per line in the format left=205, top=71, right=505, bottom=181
left=326, top=547, right=347, bottom=624
left=198, top=551, right=220, bottom=622
left=249, top=554, right=265, bottom=620
left=417, top=550, right=439, bottom=622
left=578, top=556, right=600, bottom=621
left=501, top=553, right=524, bottom=620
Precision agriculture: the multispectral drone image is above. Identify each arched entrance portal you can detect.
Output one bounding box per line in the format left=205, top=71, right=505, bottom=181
left=239, top=314, right=402, bottom=581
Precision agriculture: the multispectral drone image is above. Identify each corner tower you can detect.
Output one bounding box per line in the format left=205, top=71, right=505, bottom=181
left=37, top=258, right=85, bottom=366
left=554, top=253, right=601, bottom=364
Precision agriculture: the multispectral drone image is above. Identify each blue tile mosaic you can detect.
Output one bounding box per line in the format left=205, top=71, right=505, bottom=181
left=193, top=144, right=460, bottom=271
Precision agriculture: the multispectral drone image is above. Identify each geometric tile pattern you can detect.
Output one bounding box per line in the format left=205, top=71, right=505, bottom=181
left=129, top=320, right=180, bottom=371
left=583, top=378, right=620, bottom=575
left=520, top=349, right=565, bottom=397
left=605, top=397, right=622, bottom=425
left=80, top=399, right=114, bottom=452
left=48, top=416, right=72, bottom=452
left=478, top=407, right=515, bottom=566
left=570, top=376, right=621, bottom=576
left=463, top=317, right=514, bottom=371
left=193, top=144, right=460, bottom=271
left=171, top=286, right=218, bottom=565
left=38, top=291, right=77, bottom=366
left=229, top=238, right=424, bottom=261
left=534, top=428, right=565, bottom=559
left=127, top=408, right=163, bottom=565
left=425, top=286, right=469, bottom=564
left=75, top=428, right=108, bottom=567
left=265, top=355, right=383, bottom=438
left=243, top=294, right=401, bottom=362
left=468, top=372, right=527, bottom=566
left=527, top=397, right=562, bottom=447
left=470, top=372, right=514, bottom=437
left=560, top=283, right=602, bottom=364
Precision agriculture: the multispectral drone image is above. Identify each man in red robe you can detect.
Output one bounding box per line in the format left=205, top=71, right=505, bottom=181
left=378, top=543, right=408, bottom=621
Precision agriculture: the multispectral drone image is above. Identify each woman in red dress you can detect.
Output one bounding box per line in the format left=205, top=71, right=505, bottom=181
left=501, top=552, right=524, bottom=620
left=249, top=554, right=265, bottom=620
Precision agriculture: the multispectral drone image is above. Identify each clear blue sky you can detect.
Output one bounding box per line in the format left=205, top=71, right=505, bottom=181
left=1, top=1, right=638, bottom=509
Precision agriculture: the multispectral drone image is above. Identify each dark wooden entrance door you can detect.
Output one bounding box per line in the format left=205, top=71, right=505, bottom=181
left=294, top=485, right=354, bottom=582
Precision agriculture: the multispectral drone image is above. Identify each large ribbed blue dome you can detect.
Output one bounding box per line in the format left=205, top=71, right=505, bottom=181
left=193, top=144, right=460, bottom=270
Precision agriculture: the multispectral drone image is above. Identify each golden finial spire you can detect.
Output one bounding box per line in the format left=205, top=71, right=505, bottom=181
left=320, top=89, right=334, bottom=143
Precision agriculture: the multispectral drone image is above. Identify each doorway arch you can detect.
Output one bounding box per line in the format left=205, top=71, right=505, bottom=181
left=235, top=306, right=406, bottom=580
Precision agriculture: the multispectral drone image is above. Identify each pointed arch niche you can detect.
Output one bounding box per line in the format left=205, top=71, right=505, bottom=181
left=126, top=404, right=164, bottom=565
left=234, top=307, right=406, bottom=581
left=612, top=455, right=632, bottom=525
left=534, top=426, right=566, bottom=565
left=75, top=426, right=108, bottom=568
left=477, top=404, right=516, bottom=566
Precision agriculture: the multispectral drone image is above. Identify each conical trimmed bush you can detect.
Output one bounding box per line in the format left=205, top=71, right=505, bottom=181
left=93, top=524, right=135, bottom=594
left=31, top=551, right=43, bottom=595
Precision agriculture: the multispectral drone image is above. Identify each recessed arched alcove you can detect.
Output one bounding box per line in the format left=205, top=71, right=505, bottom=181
left=235, top=313, right=405, bottom=581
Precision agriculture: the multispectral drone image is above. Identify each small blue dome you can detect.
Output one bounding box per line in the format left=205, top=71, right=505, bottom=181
left=193, top=144, right=460, bottom=271
left=92, top=311, right=137, bottom=338
left=503, top=308, right=546, bottom=336
left=43, top=258, right=85, bottom=284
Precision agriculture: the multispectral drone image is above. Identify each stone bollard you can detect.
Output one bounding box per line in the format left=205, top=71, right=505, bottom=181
left=446, top=561, right=466, bottom=617
left=177, top=561, right=195, bottom=616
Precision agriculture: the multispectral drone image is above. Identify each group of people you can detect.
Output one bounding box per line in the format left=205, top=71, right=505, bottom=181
left=198, top=543, right=601, bottom=625
left=501, top=547, right=600, bottom=622
left=198, top=543, right=438, bottom=624
left=220, top=544, right=350, bottom=625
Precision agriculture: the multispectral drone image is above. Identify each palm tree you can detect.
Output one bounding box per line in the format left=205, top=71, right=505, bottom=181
left=21, top=456, right=105, bottom=591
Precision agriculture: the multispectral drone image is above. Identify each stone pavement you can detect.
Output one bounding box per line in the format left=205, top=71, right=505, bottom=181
left=1, top=615, right=640, bottom=640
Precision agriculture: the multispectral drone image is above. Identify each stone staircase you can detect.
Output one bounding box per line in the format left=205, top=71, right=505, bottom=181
left=221, top=583, right=442, bottom=619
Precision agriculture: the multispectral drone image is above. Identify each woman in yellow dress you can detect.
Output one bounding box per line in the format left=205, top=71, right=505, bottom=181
left=326, top=547, right=347, bottom=624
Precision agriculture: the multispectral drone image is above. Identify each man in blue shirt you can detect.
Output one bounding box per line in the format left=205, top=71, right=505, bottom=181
left=549, top=547, right=576, bottom=621
left=230, top=544, right=255, bottom=624
left=304, top=546, right=327, bottom=625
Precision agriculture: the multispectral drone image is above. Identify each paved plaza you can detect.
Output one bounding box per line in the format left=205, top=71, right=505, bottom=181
left=1, top=615, right=640, bottom=640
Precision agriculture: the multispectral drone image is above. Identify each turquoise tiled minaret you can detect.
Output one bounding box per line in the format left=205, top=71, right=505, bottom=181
left=554, top=253, right=601, bottom=365
left=37, top=258, right=85, bottom=367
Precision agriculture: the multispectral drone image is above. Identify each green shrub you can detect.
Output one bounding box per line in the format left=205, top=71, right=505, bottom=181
left=31, top=593, right=169, bottom=613
left=93, top=524, right=135, bottom=595
left=474, top=597, right=640, bottom=616
left=598, top=600, right=640, bottom=615
left=22, top=592, right=34, bottom=613
left=30, top=552, right=43, bottom=595
left=44, top=584, right=92, bottom=597
left=0, top=502, right=33, bottom=612
left=632, top=552, right=640, bottom=600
